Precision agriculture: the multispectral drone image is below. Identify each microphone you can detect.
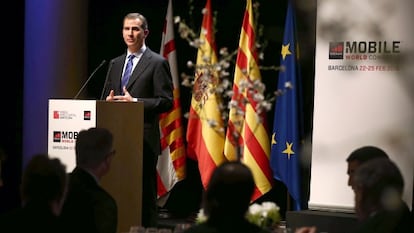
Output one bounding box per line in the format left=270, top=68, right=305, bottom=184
left=100, top=60, right=115, bottom=100
left=74, top=60, right=107, bottom=99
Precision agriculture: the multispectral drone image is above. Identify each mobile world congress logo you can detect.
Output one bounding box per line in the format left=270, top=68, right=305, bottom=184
left=329, top=42, right=344, bottom=59
left=53, top=131, right=78, bottom=143
left=84, top=111, right=91, bottom=120
left=329, top=41, right=401, bottom=60
left=53, top=131, right=62, bottom=142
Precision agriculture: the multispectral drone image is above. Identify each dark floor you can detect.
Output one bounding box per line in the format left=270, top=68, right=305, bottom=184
left=156, top=159, right=204, bottom=229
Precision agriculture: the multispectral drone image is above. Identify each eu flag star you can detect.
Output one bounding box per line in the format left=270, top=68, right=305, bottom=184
left=272, top=133, right=277, bottom=145
left=281, top=43, right=292, bottom=60
left=282, top=142, right=295, bottom=159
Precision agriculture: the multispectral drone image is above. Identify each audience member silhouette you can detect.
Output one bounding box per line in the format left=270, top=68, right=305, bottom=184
left=60, top=127, right=117, bottom=233
left=352, top=158, right=413, bottom=233
left=295, top=146, right=410, bottom=233
left=346, top=145, right=389, bottom=188
left=296, top=155, right=412, bottom=233
left=0, top=154, right=68, bottom=233
left=184, top=161, right=271, bottom=233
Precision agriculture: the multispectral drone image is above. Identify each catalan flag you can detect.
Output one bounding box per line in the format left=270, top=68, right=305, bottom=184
left=224, top=0, right=273, bottom=201
left=270, top=0, right=304, bottom=210
left=186, top=0, right=227, bottom=189
left=157, top=0, right=186, bottom=204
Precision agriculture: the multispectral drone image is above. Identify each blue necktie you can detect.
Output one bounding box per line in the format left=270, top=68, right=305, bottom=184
left=121, top=54, right=135, bottom=92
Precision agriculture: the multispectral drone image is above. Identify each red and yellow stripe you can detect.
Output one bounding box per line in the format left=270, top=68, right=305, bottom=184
left=224, top=0, right=273, bottom=201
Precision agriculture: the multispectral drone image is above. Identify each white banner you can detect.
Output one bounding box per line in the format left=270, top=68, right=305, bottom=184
left=48, top=99, right=96, bottom=172
left=310, top=0, right=414, bottom=211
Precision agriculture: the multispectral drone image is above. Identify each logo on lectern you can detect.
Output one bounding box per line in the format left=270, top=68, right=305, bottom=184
left=51, top=110, right=76, bottom=120
left=84, top=111, right=91, bottom=120
left=53, top=131, right=78, bottom=143
left=53, top=131, right=61, bottom=142
left=53, top=111, right=60, bottom=119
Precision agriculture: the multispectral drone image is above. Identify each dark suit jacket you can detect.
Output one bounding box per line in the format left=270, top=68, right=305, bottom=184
left=353, top=202, right=413, bottom=233
left=60, top=167, right=117, bottom=233
left=101, top=47, right=173, bottom=156
left=0, top=202, right=61, bottom=233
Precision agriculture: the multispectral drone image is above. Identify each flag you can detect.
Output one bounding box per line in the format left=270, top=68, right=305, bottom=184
left=270, top=0, right=303, bottom=210
left=186, top=0, right=227, bottom=189
left=224, top=0, right=273, bottom=201
left=157, top=0, right=186, bottom=204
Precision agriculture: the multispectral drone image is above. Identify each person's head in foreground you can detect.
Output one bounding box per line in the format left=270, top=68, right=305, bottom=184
left=21, top=154, right=68, bottom=216
left=352, top=158, right=404, bottom=221
left=346, top=145, right=389, bottom=188
left=75, top=127, right=115, bottom=180
left=203, top=161, right=255, bottom=221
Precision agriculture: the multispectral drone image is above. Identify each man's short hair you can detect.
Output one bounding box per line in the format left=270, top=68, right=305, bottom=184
left=346, top=145, right=389, bottom=163
left=203, top=161, right=255, bottom=218
left=124, top=12, right=148, bottom=31
left=75, top=127, right=114, bottom=168
left=21, top=154, right=67, bottom=204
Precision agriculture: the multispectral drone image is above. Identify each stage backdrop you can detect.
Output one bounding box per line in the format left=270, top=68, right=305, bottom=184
left=310, top=0, right=414, bottom=211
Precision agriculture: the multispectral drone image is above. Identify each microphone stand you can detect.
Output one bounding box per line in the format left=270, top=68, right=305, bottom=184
left=74, top=60, right=107, bottom=99
left=100, top=60, right=114, bottom=100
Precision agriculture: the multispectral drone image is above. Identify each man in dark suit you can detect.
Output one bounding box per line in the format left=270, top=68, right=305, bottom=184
left=101, top=12, right=173, bottom=227
left=60, top=127, right=118, bottom=233
left=352, top=158, right=413, bottom=233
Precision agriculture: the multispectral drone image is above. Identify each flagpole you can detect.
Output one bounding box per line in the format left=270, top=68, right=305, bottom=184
left=286, top=190, right=291, bottom=211
left=236, top=135, right=242, bottom=161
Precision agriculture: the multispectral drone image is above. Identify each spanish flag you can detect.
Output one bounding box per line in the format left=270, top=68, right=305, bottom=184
left=224, top=0, right=273, bottom=201
left=186, top=0, right=227, bottom=189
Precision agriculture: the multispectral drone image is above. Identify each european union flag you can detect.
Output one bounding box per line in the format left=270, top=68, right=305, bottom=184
left=270, top=0, right=304, bottom=211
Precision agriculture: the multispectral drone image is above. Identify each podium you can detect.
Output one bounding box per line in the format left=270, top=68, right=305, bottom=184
left=48, top=99, right=144, bottom=233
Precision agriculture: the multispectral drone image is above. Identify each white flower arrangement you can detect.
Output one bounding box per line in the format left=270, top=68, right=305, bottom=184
left=245, top=202, right=281, bottom=228
left=195, top=208, right=208, bottom=224
left=195, top=201, right=281, bottom=229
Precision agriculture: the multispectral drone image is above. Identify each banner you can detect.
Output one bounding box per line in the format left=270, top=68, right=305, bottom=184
left=311, top=0, right=414, bottom=211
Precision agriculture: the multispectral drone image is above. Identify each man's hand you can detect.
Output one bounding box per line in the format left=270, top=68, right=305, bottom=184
left=105, top=87, right=134, bottom=102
